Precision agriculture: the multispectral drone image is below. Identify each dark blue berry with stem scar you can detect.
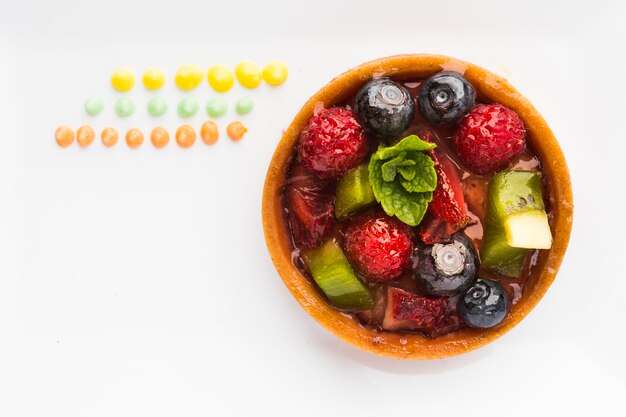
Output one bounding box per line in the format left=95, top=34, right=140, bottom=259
left=414, top=232, right=478, bottom=296
left=354, top=78, right=415, bottom=139
left=459, top=279, right=509, bottom=329
left=418, top=71, right=476, bottom=124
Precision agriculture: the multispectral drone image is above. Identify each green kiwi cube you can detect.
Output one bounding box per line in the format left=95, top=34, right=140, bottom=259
left=335, top=164, right=375, bottom=220
left=302, top=239, right=374, bottom=310
left=481, top=170, right=552, bottom=277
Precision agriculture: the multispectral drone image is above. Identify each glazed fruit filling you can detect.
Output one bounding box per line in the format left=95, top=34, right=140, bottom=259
left=282, top=71, right=552, bottom=337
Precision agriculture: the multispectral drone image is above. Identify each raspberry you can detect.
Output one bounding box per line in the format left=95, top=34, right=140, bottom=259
left=343, top=212, right=414, bottom=282
left=298, top=107, right=368, bottom=180
left=453, top=104, right=526, bottom=175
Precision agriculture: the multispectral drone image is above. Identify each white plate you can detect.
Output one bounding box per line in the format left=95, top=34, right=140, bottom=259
left=0, top=0, right=625, bottom=415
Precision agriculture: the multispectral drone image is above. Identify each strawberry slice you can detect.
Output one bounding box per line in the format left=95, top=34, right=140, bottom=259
left=285, top=164, right=335, bottom=249
left=415, top=129, right=471, bottom=244
left=382, top=287, right=448, bottom=333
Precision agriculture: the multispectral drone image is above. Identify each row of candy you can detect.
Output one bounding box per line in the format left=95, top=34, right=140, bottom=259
left=55, top=121, right=247, bottom=149
left=85, top=96, right=254, bottom=118
left=111, top=61, right=288, bottom=93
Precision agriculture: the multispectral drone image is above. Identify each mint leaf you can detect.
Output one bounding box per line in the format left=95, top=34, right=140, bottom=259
left=398, top=164, right=416, bottom=181
left=376, top=135, right=436, bottom=160
left=381, top=152, right=406, bottom=182
left=370, top=158, right=433, bottom=226
left=399, top=152, right=437, bottom=192
left=368, top=135, right=437, bottom=227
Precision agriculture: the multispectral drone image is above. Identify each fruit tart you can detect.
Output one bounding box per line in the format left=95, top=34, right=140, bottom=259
left=262, top=55, right=573, bottom=359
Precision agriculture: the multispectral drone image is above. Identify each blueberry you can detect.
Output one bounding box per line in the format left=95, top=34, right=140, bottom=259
left=459, top=279, right=509, bottom=329
left=354, top=78, right=415, bottom=139
left=414, top=233, right=477, bottom=296
left=418, top=71, right=476, bottom=124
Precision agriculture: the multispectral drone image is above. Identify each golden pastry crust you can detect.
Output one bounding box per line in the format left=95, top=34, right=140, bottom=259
left=262, top=54, right=573, bottom=359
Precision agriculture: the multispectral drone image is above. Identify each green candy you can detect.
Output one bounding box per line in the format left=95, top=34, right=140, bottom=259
left=84, top=97, right=104, bottom=116
left=115, top=97, right=135, bottom=117
left=147, top=96, right=168, bottom=117
left=235, top=96, right=254, bottom=115
left=178, top=97, right=199, bottom=118
left=206, top=97, right=227, bottom=118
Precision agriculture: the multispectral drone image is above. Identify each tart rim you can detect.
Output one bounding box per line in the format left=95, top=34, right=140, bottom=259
left=262, top=54, right=574, bottom=359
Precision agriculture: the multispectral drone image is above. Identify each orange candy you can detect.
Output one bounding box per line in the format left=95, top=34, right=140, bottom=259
left=55, top=125, right=74, bottom=147
left=150, top=127, right=170, bottom=148
left=200, top=121, right=219, bottom=145
left=175, top=125, right=196, bottom=148
left=125, top=129, right=144, bottom=148
left=76, top=125, right=95, bottom=147
left=227, top=121, right=247, bottom=141
left=101, top=127, right=119, bottom=147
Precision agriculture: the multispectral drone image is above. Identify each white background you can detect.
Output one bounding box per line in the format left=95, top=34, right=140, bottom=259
left=0, top=0, right=625, bottom=415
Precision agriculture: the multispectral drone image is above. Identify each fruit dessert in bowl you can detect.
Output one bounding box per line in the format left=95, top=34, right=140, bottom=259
left=262, top=55, right=572, bottom=359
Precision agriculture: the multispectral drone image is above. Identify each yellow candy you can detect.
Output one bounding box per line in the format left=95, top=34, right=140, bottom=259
left=175, top=64, right=204, bottom=91
left=235, top=60, right=262, bottom=89
left=142, top=68, right=166, bottom=90
left=262, top=60, right=288, bottom=86
left=207, top=64, right=234, bottom=93
left=111, top=68, right=135, bottom=92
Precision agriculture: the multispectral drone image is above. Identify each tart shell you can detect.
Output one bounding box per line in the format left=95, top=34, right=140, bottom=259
left=262, top=54, right=573, bottom=359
